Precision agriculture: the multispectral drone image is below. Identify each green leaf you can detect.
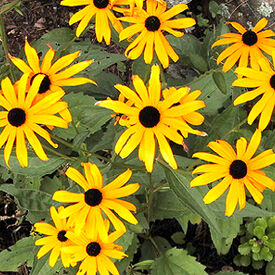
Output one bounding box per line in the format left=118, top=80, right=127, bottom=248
left=32, top=28, right=75, bottom=55
left=240, top=255, right=251, bottom=267
left=116, top=235, right=139, bottom=274
left=163, top=165, right=221, bottom=234
left=0, top=236, right=37, bottom=272
left=151, top=248, right=207, bottom=275
left=52, top=92, right=111, bottom=140
left=0, top=151, right=66, bottom=177
left=209, top=1, right=220, bottom=18
left=238, top=243, right=251, bottom=256
left=266, top=258, right=275, bottom=275
left=213, top=71, right=227, bottom=94
left=151, top=188, right=201, bottom=233
left=210, top=217, right=243, bottom=254
left=254, top=226, right=265, bottom=239
left=189, top=53, right=208, bottom=73
left=0, top=184, right=57, bottom=222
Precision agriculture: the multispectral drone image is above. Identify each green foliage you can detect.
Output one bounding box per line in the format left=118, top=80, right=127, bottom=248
left=235, top=217, right=275, bottom=272
left=0, top=236, right=37, bottom=272
left=151, top=248, right=207, bottom=275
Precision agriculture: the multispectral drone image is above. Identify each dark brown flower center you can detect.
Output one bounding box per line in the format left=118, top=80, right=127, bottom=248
left=270, top=75, right=275, bottom=89
left=8, top=108, right=26, bottom=127
left=139, top=106, right=160, bottom=128
left=84, top=188, right=103, bottom=206
left=229, top=160, right=247, bottom=179
left=145, top=16, right=161, bottom=31
left=242, top=31, right=258, bottom=46
left=86, top=242, right=101, bottom=256
left=30, top=73, right=51, bottom=94
left=93, top=0, right=109, bottom=9
left=57, top=230, right=68, bottom=242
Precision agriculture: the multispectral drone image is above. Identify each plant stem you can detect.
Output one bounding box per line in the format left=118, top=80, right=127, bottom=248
left=147, top=172, right=154, bottom=223
left=148, top=236, right=162, bottom=256
left=51, top=134, right=146, bottom=171
left=43, top=144, right=76, bottom=161
left=0, top=0, right=21, bottom=15
left=0, top=14, right=15, bottom=82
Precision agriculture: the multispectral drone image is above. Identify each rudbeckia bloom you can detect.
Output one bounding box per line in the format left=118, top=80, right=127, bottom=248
left=34, top=206, right=75, bottom=267
left=62, top=220, right=126, bottom=275
left=0, top=75, right=68, bottom=167
left=232, top=51, right=275, bottom=131
left=52, top=162, right=139, bottom=236
left=97, top=65, right=205, bottom=172
left=119, top=0, right=196, bottom=68
left=191, top=129, right=275, bottom=217
left=212, top=18, right=275, bottom=72
left=60, top=0, right=124, bottom=43
left=9, top=40, right=95, bottom=123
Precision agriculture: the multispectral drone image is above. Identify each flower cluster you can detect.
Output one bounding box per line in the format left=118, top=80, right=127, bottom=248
left=1, top=1, right=275, bottom=273
left=191, top=18, right=275, bottom=216
left=34, top=163, right=139, bottom=274
left=61, top=0, right=196, bottom=68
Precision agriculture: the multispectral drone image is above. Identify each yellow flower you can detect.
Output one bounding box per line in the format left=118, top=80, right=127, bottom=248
left=60, top=0, right=124, bottom=42
left=97, top=65, right=205, bottom=172
left=119, top=0, right=196, bottom=68
left=212, top=18, right=275, bottom=72
left=0, top=75, right=68, bottom=167
left=191, top=129, right=275, bottom=217
left=34, top=206, right=76, bottom=268
left=52, top=163, right=139, bottom=237
left=232, top=51, right=275, bottom=131
left=62, top=220, right=126, bottom=275
left=9, top=39, right=95, bottom=124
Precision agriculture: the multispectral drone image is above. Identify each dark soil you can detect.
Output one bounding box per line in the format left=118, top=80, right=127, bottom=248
left=0, top=0, right=272, bottom=274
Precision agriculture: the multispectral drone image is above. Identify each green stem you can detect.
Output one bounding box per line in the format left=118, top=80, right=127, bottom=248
left=148, top=236, right=162, bottom=256
left=147, top=172, right=154, bottom=222
left=221, top=118, right=247, bottom=140
left=43, top=144, right=76, bottom=161
left=71, top=120, right=79, bottom=135
left=0, top=14, right=15, bottom=82
left=51, top=135, right=146, bottom=171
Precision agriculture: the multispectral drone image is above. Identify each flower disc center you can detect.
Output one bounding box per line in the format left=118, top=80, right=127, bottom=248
left=242, top=31, right=258, bottom=46
left=145, top=16, right=161, bottom=31
left=229, top=160, right=247, bottom=179
left=85, top=188, right=103, bottom=206
left=57, top=230, right=68, bottom=242
left=93, top=0, right=109, bottom=8
left=30, top=73, right=51, bottom=94
left=139, top=106, right=160, bottom=128
left=86, top=242, right=101, bottom=256
left=270, top=75, right=275, bottom=89
left=8, top=108, right=26, bottom=127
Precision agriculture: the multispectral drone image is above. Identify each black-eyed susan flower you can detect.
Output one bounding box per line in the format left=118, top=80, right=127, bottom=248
left=232, top=51, right=275, bottom=131
left=60, top=0, right=124, bottom=43
left=119, top=0, right=196, bottom=68
left=9, top=40, right=95, bottom=123
left=191, top=129, right=275, bottom=217
left=52, top=162, right=139, bottom=236
left=212, top=18, right=275, bottom=72
left=97, top=65, right=205, bottom=172
left=62, top=220, right=126, bottom=275
left=34, top=206, right=76, bottom=267
left=0, top=75, right=68, bottom=167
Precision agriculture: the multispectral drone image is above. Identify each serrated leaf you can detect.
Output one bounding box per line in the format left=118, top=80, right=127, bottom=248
left=0, top=151, right=66, bottom=177
left=266, top=257, right=275, bottom=275
left=0, top=236, right=37, bottom=272
left=163, top=165, right=221, bottom=234
left=151, top=248, right=207, bottom=275
left=238, top=243, right=251, bottom=256
left=254, top=226, right=265, bottom=239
